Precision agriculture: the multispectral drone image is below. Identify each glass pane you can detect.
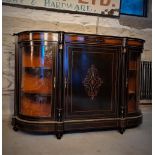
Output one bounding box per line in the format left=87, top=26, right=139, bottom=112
left=20, top=44, right=55, bottom=117
left=128, top=93, right=136, bottom=113
left=128, top=71, right=137, bottom=112
left=22, top=45, right=53, bottom=68
left=128, top=71, right=136, bottom=93
left=127, top=52, right=139, bottom=113
left=21, top=68, right=52, bottom=94
left=21, top=94, right=51, bottom=117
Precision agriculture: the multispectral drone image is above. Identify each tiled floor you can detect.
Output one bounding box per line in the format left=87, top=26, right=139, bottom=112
left=3, top=105, right=152, bottom=155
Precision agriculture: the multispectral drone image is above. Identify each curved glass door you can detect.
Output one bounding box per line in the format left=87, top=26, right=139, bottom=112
left=19, top=43, right=57, bottom=118
left=127, top=51, right=140, bottom=113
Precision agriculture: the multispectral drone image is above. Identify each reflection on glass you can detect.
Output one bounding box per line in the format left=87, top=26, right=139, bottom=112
left=22, top=46, right=53, bottom=68
left=64, top=46, right=69, bottom=78
left=21, top=68, right=52, bottom=94
left=20, top=44, right=53, bottom=117
left=128, top=93, right=136, bottom=113
left=41, top=45, right=45, bottom=66
left=21, top=94, right=51, bottom=117
left=128, top=71, right=136, bottom=93
left=127, top=52, right=139, bottom=113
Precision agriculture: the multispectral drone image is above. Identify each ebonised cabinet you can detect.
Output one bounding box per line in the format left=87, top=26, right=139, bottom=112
left=12, top=31, right=145, bottom=139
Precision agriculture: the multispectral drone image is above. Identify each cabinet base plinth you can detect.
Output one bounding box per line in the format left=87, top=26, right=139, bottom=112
left=12, top=115, right=142, bottom=138
left=12, top=116, right=56, bottom=133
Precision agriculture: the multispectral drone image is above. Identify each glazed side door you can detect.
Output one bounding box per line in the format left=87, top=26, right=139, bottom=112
left=126, top=48, right=141, bottom=114
left=18, top=39, right=58, bottom=120
left=63, top=36, right=121, bottom=120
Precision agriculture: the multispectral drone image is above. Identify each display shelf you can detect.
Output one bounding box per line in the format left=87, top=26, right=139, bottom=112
left=20, top=94, right=52, bottom=117
left=20, top=92, right=52, bottom=117
left=127, top=51, right=140, bottom=113
left=128, top=90, right=136, bottom=94
left=21, top=67, right=53, bottom=94
left=21, top=91, right=52, bottom=96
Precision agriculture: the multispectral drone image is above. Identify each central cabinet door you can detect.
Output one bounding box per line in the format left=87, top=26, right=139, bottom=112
left=64, top=40, right=121, bottom=120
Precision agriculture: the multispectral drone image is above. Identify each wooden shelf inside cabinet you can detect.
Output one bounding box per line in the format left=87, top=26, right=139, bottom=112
left=21, top=67, right=53, bottom=94
left=21, top=91, right=52, bottom=97
left=128, top=90, right=136, bottom=94
left=128, top=69, right=137, bottom=72
left=22, top=66, right=53, bottom=71
left=128, top=84, right=136, bottom=93
left=20, top=92, right=52, bottom=117
left=128, top=69, right=137, bottom=71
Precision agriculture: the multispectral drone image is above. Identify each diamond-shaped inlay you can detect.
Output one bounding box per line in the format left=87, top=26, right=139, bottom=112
left=83, top=65, right=103, bottom=100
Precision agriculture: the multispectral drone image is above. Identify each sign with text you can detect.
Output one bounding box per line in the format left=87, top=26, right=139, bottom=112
left=2, top=0, right=121, bottom=17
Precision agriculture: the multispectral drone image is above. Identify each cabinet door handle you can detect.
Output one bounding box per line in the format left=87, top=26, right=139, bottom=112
left=54, top=77, right=56, bottom=89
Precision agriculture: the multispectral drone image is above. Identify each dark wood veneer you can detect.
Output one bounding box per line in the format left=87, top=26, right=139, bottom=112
left=12, top=31, right=144, bottom=139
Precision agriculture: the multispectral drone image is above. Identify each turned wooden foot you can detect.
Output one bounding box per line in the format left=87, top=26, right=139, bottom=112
left=13, top=125, right=19, bottom=132
left=56, top=132, right=63, bottom=139
left=119, top=128, right=125, bottom=134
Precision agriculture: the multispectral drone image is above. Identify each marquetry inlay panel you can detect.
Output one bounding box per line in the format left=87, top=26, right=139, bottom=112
left=83, top=65, right=103, bottom=100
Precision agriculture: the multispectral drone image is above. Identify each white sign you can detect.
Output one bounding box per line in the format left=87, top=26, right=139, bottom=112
left=2, top=0, right=121, bottom=17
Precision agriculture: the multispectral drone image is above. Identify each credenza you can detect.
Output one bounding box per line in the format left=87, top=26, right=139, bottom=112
left=12, top=31, right=145, bottom=139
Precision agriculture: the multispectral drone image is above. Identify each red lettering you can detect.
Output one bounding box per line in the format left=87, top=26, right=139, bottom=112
left=100, top=0, right=111, bottom=6
left=78, top=0, right=111, bottom=6
left=78, top=0, right=88, bottom=4
left=92, top=0, right=96, bottom=5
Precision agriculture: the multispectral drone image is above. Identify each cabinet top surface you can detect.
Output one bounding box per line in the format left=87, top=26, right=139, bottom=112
left=14, top=31, right=144, bottom=41
left=15, top=30, right=145, bottom=47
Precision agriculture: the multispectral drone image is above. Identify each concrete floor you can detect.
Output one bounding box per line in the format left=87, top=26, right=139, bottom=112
left=3, top=105, right=152, bottom=155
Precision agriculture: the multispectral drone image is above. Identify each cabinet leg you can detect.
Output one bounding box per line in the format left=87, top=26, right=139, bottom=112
left=56, top=132, right=63, bottom=139
left=13, top=125, right=19, bottom=132
left=119, top=128, right=125, bottom=134
left=12, top=117, right=19, bottom=132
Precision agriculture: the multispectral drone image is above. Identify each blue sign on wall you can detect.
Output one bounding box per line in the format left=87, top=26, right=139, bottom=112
left=120, top=0, right=147, bottom=16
